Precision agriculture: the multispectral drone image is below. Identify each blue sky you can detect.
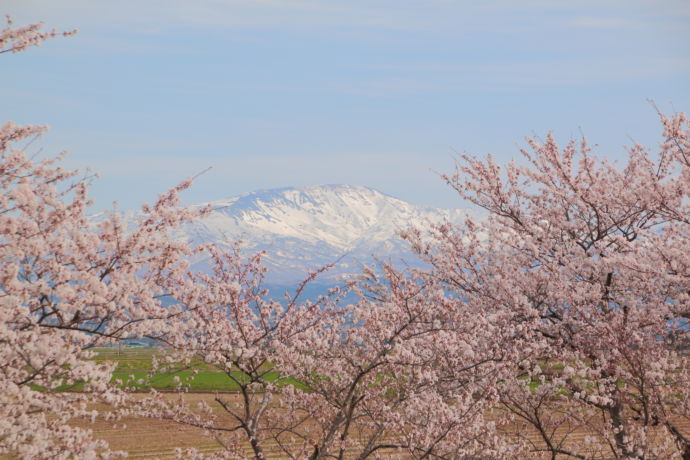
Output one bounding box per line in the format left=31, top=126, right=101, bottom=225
left=5, top=0, right=690, bottom=211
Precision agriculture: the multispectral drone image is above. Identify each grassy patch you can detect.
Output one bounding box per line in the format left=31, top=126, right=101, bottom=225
left=84, top=347, right=305, bottom=392
left=115, top=370, right=265, bottom=391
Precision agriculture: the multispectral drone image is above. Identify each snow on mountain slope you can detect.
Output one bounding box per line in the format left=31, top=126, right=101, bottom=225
left=91, top=185, right=469, bottom=284
left=174, top=184, right=469, bottom=284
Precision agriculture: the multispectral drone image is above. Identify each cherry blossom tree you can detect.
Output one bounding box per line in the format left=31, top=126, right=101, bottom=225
left=269, top=264, right=518, bottom=460
left=0, top=116, right=221, bottom=457
left=142, top=258, right=518, bottom=460
left=132, top=244, right=340, bottom=460
left=404, top=111, right=690, bottom=459
left=0, top=18, right=217, bottom=457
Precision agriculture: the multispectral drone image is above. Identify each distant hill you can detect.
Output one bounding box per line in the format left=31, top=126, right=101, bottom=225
left=96, top=185, right=470, bottom=285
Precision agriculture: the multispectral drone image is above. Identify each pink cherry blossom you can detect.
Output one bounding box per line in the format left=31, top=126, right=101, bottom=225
left=404, top=110, right=690, bottom=459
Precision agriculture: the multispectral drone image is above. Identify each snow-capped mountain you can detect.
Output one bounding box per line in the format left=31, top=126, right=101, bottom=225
left=93, top=185, right=469, bottom=285
left=174, top=185, right=469, bottom=284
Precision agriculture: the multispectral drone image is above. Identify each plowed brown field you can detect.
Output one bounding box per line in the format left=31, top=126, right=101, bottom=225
left=75, top=393, right=690, bottom=459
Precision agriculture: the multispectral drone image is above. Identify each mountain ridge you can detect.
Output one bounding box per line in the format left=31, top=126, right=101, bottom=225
left=102, top=184, right=470, bottom=284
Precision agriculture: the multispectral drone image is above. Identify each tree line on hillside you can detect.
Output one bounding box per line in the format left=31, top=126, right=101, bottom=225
left=1, top=17, right=689, bottom=460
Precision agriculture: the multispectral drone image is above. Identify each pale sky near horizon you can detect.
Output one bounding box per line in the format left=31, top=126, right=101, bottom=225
left=5, top=0, right=690, bottom=211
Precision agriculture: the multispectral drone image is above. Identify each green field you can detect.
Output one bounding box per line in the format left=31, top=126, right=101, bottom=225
left=68, top=347, right=294, bottom=392
left=43, top=347, right=558, bottom=394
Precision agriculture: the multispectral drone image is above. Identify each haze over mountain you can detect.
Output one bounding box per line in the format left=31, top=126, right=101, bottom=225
left=98, top=185, right=470, bottom=285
